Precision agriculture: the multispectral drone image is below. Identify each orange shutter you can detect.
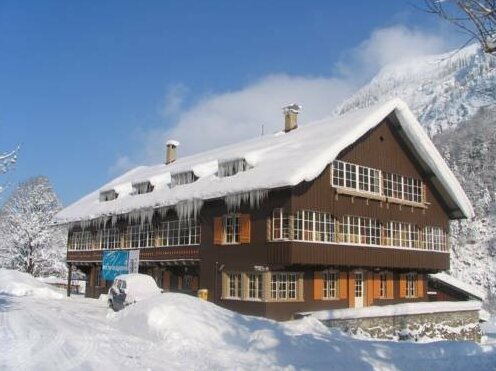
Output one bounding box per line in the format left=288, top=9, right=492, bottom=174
left=366, top=272, right=374, bottom=306
left=348, top=273, right=355, bottom=308
left=267, top=217, right=272, bottom=241
left=240, top=214, right=251, bottom=244
left=162, top=271, right=171, bottom=291
left=417, top=274, right=424, bottom=298
left=314, top=272, right=323, bottom=300
left=373, top=273, right=381, bottom=298
left=191, top=276, right=199, bottom=291
left=399, top=274, right=406, bottom=298
left=386, top=272, right=394, bottom=299
left=213, top=217, right=223, bottom=245
left=339, top=272, right=348, bottom=299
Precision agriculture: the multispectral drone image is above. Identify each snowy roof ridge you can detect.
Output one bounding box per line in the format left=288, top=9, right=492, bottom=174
left=429, top=272, right=486, bottom=300
left=56, top=99, right=474, bottom=224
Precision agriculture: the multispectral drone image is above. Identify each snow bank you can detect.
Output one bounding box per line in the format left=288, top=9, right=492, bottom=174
left=429, top=272, right=486, bottom=300
left=0, top=269, right=64, bottom=299
left=303, top=301, right=482, bottom=321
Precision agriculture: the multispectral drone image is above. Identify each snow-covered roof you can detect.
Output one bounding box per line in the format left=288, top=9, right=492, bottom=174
left=429, top=273, right=486, bottom=301
left=56, top=99, right=474, bottom=224
left=300, top=300, right=482, bottom=321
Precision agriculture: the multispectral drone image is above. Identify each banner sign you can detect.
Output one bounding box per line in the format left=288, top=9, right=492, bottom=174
left=101, top=250, right=140, bottom=281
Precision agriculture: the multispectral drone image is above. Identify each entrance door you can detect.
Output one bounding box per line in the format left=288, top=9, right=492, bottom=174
left=354, top=272, right=364, bottom=308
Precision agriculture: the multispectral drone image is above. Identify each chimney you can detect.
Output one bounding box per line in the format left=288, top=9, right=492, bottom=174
left=165, top=140, right=180, bottom=165
left=283, top=104, right=302, bottom=132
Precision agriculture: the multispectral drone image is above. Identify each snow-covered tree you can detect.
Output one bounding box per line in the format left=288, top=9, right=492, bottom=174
left=0, top=176, right=67, bottom=277
left=0, top=147, right=19, bottom=195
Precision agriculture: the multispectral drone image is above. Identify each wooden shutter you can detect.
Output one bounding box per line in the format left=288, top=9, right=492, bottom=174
left=191, top=276, right=199, bottom=291
left=366, top=272, right=374, bottom=306
left=267, top=217, right=272, bottom=241
left=417, top=274, right=424, bottom=298
left=162, top=271, right=171, bottom=291
left=213, top=217, right=223, bottom=245
left=240, top=214, right=251, bottom=243
left=399, top=274, right=406, bottom=298
left=339, top=272, right=348, bottom=299
left=314, top=271, right=323, bottom=300
left=348, top=273, right=355, bottom=308
left=386, top=272, right=394, bottom=299
left=373, top=273, right=381, bottom=299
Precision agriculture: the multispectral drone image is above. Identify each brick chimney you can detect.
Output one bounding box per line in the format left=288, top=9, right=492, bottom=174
left=283, top=104, right=302, bottom=132
left=165, top=140, right=180, bottom=165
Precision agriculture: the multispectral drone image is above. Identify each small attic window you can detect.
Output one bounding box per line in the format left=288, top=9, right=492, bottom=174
left=218, top=158, right=250, bottom=178
left=171, top=171, right=198, bottom=188
left=99, top=189, right=118, bottom=202
left=132, top=181, right=154, bottom=195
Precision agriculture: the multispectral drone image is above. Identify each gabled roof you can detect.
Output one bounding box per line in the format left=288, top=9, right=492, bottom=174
left=56, top=99, right=474, bottom=224
left=429, top=273, right=486, bottom=301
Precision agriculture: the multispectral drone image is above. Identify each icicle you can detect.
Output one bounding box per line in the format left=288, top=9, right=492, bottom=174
left=218, top=158, right=249, bottom=177
left=158, top=207, right=170, bottom=218
left=171, top=171, right=197, bottom=187
left=175, top=199, right=204, bottom=220
left=224, top=189, right=268, bottom=211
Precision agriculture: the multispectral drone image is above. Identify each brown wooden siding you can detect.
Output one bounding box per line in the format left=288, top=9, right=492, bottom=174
left=67, top=246, right=199, bottom=263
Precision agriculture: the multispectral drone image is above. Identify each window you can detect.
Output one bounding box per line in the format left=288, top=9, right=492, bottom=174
left=406, top=273, right=417, bottom=298
left=132, top=181, right=154, bottom=195
left=158, top=219, right=201, bottom=247
left=384, top=222, right=419, bottom=248
left=224, top=214, right=240, bottom=244
left=272, top=208, right=290, bottom=240
left=293, top=210, right=334, bottom=242
left=423, top=226, right=447, bottom=251
left=126, top=224, right=154, bottom=248
left=170, top=171, right=197, bottom=187
left=379, top=272, right=387, bottom=299
left=323, top=271, right=338, bottom=299
left=99, top=229, right=119, bottom=250
left=342, top=216, right=380, bottom=245
left=218, top=158, right=250, bottom=177
left=331, top=160, right=381, bottom=195
left=270, top=273, right=298, bottom=300
left=384, top=173, right=423, bottom=204
left=248, top=273, right=263, bottom=300
left=226, top=273, right=242, bottom=299
left=99, top=189, right=118, bottom=202
left=69, top=231, right=93, bottom=251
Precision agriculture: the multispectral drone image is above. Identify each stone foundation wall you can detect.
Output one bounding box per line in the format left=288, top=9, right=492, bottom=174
left=321, top=310, right=482, bottom=342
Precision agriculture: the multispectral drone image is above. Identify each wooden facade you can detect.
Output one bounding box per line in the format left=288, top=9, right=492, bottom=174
left=67, top=119, right=460, bottom=320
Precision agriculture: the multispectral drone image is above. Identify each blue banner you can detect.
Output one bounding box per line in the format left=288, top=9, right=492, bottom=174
left=102, top=250, right=131, bottom=281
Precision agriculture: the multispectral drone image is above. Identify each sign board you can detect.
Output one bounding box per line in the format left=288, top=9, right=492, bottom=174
left=101, top=250, right=140, bottom=281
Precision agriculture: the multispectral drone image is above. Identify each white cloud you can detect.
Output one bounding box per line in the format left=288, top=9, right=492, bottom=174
left=112, top=25, right=454, bottom=171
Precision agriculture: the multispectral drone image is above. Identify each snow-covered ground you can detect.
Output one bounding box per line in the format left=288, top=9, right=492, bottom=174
left=1, top=270, right=495, bottom=371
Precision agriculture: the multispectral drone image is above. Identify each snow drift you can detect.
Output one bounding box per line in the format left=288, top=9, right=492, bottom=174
left=0, top=269, right=64, bottom=299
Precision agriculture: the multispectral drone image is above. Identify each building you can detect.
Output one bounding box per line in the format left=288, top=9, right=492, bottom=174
left=56, top=99, right=474, bottom=320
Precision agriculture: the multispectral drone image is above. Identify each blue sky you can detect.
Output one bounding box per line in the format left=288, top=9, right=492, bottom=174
left=0, top=1, right=460, bottom=205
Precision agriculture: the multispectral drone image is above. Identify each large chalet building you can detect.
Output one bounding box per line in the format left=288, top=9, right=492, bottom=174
left=57, top=99, right=474, bottom=320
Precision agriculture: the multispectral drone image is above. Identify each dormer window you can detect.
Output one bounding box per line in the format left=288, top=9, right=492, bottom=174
left=218, top=158, right=250, bottom=178
left=171, top=171, right=197, bottom=187
left=99, top=189, right=118, bottom=202
left=132, top=181, right=154, bottom=195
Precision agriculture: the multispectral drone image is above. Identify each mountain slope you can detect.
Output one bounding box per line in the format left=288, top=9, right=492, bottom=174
left=336, top=44, right=496, bottom=311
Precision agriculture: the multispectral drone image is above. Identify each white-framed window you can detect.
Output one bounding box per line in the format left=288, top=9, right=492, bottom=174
left=69, top=231, right=93, bottom=251
left=270, top=272, right=298, bottom=300
left=272, top=208, right=290, bottom=240
left=248, top=273, right=263, bottom=300
left=379, top=272, right=387, bottom=298
left=384, top=222, right=419, bottom=248
left=99, top=189, right=118, bottom=202
left=99, top=228, right=119, bottom=250
left=293, top=210, right=334, bottom=242
left=331, top=160, right=381, bottom=195
left=423, top=226, right=446, bottom=251
left=158, top=219, right=201, bottom=247
left=341, top=216, right=380, bottom=245
left=126, top=224, right=154, bottom=248
left=218, top=158, right=249, bottom=177
left=323, top=270, right=338, bottom=299
left=406, top=272, right=417, bottom=298
left=226, top=273, right=242, bottom=299
left=132, top=181, right=154, bottom=195
left=224, top=214, right=240, bottom=244
left=384, top=172, right=423, bottom=204
left=170, top=171, right=197, bottom=187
